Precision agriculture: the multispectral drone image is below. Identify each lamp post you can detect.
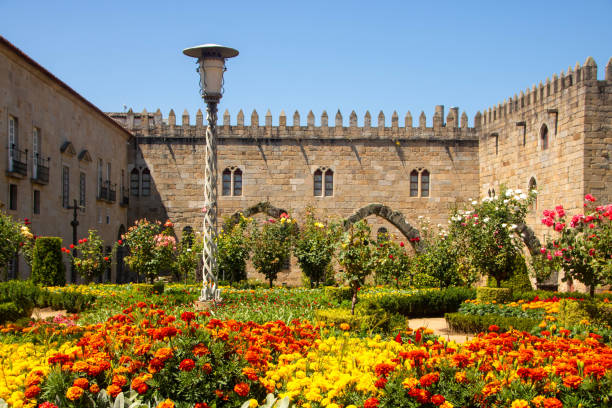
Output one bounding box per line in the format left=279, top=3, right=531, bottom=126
left=183, top=44, right=238, bottom=302
left=66, top=199, right=83, bottom=283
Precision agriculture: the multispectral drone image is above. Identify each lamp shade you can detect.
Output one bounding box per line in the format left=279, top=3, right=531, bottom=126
left=183, top=44, right=239, bottom=98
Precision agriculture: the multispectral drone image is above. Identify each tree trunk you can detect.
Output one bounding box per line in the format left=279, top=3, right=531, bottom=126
left=269, top=278, right=273, bottom=288
left=351, top=287, right=358, bottom=315
left=590, top=284, right=595, bottom=298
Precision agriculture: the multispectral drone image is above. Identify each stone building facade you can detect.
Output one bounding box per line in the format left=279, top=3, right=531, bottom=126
left=0, top=36, right=130, bottom=282
left=110, top=58, right=611, bottom=286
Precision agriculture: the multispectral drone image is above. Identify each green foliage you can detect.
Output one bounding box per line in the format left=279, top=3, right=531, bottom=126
left=445, top=312, right=540, bottom=333
left=356, top=287, right=476, bottom=318
left=449, top=187, right=536, bottom=287
left=314, top=307, right=398, bottom=333
left=218, top=215, right=253, bottom=283
left=31, top=237, right=65, bottom=286
left=293, top=212, right=340, bottom=287
left=175, top=230, right=203, bottom=283
left=476, top=287, right=512, bottom=303
left=540, top=195, right=612, bottom=296
left=0, top=210, right=26, bottom=280
left=67, top=229, right=111, bottom=283
left=487, top=255, right=533, bottom=292
left=0, top=301, right=20, bottom=324
left=252, top=213, right=297, bottom=287
left=152, top=281, right=165, bottom=294
left=556, top=299, right=592, bottom=328
left=416, top=236, right=461, bottom=288
left=121, top=219, right=177, bottom=283
left=457, top=301, right=544, bottom=319
left=373, top=235, right=412, bottom=288
left=337, top=220, right=377, bottom=314
left=409, top=272, right=439, bottom=288
left=323, top=286, right=353, bottom=303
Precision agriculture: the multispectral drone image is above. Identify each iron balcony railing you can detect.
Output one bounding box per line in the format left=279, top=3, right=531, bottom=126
left=32, top=153, right=50, bottom=183
left=98, top=180, right=117, bottom=203
left=8, top=144, right=27, bottom=176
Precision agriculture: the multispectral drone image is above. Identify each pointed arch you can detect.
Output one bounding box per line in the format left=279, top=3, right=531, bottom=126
left=343, top=204, right=421, bottom=250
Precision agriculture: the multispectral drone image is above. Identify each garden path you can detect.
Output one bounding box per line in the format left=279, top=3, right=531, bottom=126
left=408, top=317, right=475, bottom=344
left=31, top=307, right=66, bottom=320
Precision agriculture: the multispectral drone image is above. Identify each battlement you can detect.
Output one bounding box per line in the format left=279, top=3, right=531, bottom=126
left=108, top=105, right=478, bottom=142
left=475, top=56, right=612, bottom=128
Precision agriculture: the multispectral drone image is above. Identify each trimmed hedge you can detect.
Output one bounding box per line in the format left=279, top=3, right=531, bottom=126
left=476, top=287, right=512, bottom=303
left=445, top=312, right=539, bottom=333
left=510, top=290, right=612, bottom=302
left=31, top=237, right=65, bottom=286
left=356, top=287, right=476, bottom=318
left=315, top=308, right=405, bottom=333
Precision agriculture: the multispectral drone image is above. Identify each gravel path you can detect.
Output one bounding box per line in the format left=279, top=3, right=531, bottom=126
left=409, top=317, right=475, bottom=344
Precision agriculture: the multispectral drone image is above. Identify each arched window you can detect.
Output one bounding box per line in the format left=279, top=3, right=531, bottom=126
left=541, top=125, right=548, bottom=150
left=377, top=227, right=388, bottom=243
left=222, top=168, right=232, bottom=196
left=130, top=168, right=139, bottom=196
left=233, top=168, right=242, bottom=196
left=313, top=169, right=323, bottom=196
left=410, top=170, right=419, bottom=197
left=421, top=170, right=430, bottom=197
left=324, top=169, right=333, bottom=196
left=141, top=169, right=151, bottom=196
left=222, top=167, right=243, bottom=196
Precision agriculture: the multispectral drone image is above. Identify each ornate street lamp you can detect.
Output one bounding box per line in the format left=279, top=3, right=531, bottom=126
left=183, top=44, right=238, bottom=303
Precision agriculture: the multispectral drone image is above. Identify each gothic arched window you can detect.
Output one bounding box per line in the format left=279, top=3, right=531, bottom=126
left=410, top=170, right=419, bottom=197
left=314, top=167, right=333, bottom=197
left=541, top=125, right=549, bottom=150
left=141, top=169, right=151, bottom=196
left=221, top=167, right=243, bottom=196
left=421, top=170, right=430, bottom=197
left=130, top=168, right=139, bottom=196
left=222, top=168, right=232, bottom=196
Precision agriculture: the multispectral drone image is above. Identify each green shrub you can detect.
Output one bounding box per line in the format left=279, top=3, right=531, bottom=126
left=136, top=284, right=155, bottom=295
left=323, top=286, right=353, bottom=303
left=556, top=299, right=591, bottom=328
left=0, top=280, right=43, bottom=322
left=0, top=301, right=20, bottom=323
left=356, top=287, right=476, bottom=318
left=445, top=312, right=540, bottom=333
left=152, top=281, right=165, bottom=294
left=476, top=287, right=512, bottom=303
left=487, top=256, right=533, bottom=293
left=411, top=273, right=439, bottom=289
left=31, top=237, right=66, bottom=286
left=314, top=308, right=403, bottom=333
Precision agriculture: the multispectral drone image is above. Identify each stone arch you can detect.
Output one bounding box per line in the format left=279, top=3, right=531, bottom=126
left=516, top=223, right=541, bottom=256
left=226, top=201, right=289, bottom=228
left=343, top=203, right=421, bottom=250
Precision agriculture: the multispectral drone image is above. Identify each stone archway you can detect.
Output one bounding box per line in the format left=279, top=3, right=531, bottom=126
left=226, top=202, right=289, bottom=228
left=516, top=223, right=541, bottom=255
left=343, top=203, right=422, bottom=251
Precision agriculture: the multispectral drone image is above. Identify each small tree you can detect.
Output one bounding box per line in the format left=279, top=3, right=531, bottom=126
left=418, top=235, right=460, bottom=288
left=217, top=215, right=253, bottom=283
left=540, top=195, right=612, bottom=297
left=252, top=213, right=297, bottom=288
left=337, top=220, right=376, bottom=314
left=121, top=219, right=177, bottom=283
left=63, top=230, right=110, bottom=284
left=0, top=211, right=26, bottom=280
left=294, top=212, right=339, bottom=287
left=175, top=230, right=203, bottom=283
left=373, top=235, right=411, bottom=288
left=31, top=237, right=65, bottom=286
left=449, top=187, right=535, bottom=287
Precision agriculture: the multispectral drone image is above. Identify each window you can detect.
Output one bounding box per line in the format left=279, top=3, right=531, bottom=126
left=314, top=167, right=333, bottom=197
left=541, top=125, right=548, bottom=150
left=62, top=166, right=69, bottom=208
left=233, top=168, right=242, bottom=196
left=222, top=168, right=232, bottom=196
left=33, top=190, right=40, bottom=214
left=410, top=170, right=419, bottom=197
left=121, top=169, right=125, bottom=198
left=8, top=116, right=18, bottom=171
left=313, top=169, right=322, bottom=196
left=421, top=170, right=430, bottom=197
left=97, top=159, right=103, bottom=196
left=79, top=172, right=86, bottom=208
left=107, top=162, right=111, bottom=184
left=221, top=167, right=243, bottom=196
left=9, top=184, right=17, bottom=210
left=32, top=127, right=41, bottom=177
left=7, top=256, right=18, bottom=280
left=494, top=135, right=499, bottom=155
left=130, top=168, right=139, bottom=196
left=141, top=169, right=151, bottom=196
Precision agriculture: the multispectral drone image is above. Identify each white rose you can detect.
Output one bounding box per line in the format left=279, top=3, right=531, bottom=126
left=471, top=200, right=478, bottom=205
left=505, top=189, right=513, bottom=196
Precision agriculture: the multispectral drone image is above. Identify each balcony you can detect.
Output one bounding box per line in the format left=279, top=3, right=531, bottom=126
left=31, top=154, right=50, bottom=184
left=7, top=145, right=27, bottom=177
left=98, top=181, right=117, bottom=203
left=120, top=194, right=129, bottom=207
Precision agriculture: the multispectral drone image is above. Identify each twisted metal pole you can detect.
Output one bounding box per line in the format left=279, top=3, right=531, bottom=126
left=200, top=100, right=221, bottom=302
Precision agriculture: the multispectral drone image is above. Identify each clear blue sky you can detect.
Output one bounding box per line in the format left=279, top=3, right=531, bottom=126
left=2, top=0, right=611, bottom=126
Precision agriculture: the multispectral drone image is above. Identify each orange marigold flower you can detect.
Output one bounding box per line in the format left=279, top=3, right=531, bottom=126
left=532, top=395, right=545, bottom=408
left=402, top=377, right=419, bottom=389
left=73, top=377, right=89, bottom=389
left=179, top=358, right=196, bottom=372
left=193, top=343, right=210, bottom=357
left=154, top=347, right=174, bottom=361
left=112, top=375, right=128, bottom=387
left=90, top=384, right=100, bottom=394
left=455, top=371, right=468, bottom=383
left=339, top=323, right=350, bottom=331
left=202, top=363, right=213, bottom=374
left=66, top=386, right=84, bottom=401
left=24, top=385, right=41, bottom=399
left=419, top=372, right=440, bottom=387
left=242, top=367, right=258, bottom=381
left=563, top=375, right=582, bottom=389
left=156, top=399, right=175, bottom=408
left=431, top=394, right=446, bottom=406
left=234, top=382, right=250, bottom=397
left=542, top=397, right=563, bottom=408
left=106, top=384, right=122, bottom=398
left=134, top=344, right=151, bottom=356
left=72, top=361, right=89, bottom=373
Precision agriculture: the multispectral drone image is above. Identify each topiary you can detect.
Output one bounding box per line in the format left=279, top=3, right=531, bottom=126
left=476, top=287, right=512, bottom=303
left=30, top=237, right=66, bottom=286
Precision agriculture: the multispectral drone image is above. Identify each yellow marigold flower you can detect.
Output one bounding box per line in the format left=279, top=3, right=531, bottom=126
left=531, top=395, right=545, bottom=407
left=248, top=399, right=258, bottom=408
left=511, top=399, right=530, bottom=408
left=156, top=399, right=175, bottom=408
left=440, top=402, right=454, bottom=408
left=402, top=377, right=419, bottom=389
